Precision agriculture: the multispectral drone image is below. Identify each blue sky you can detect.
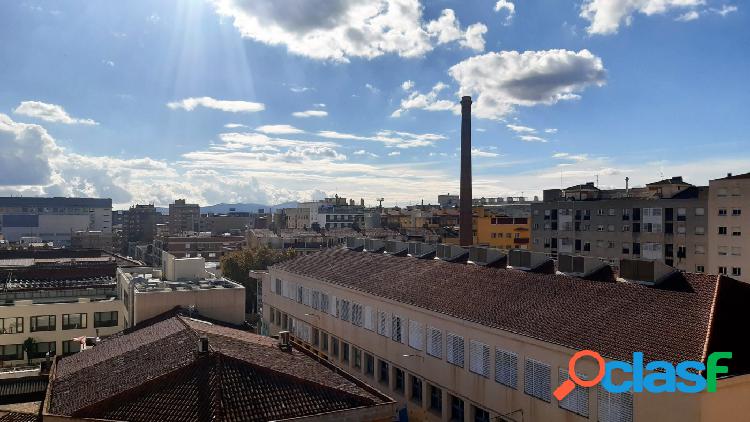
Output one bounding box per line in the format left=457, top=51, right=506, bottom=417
left=0, top=0, right=748, bottom=208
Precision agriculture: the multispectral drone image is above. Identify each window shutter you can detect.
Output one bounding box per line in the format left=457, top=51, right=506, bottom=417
left=391, top=314, right=404, bottom=343
left=364, top=306, right=374, bottom=331
left=340, top=300, right=350, bottom=322
left=495, top=348, right=517, bottom=389
left=524, top=359, right=551, bottom=402
left=330, top=295, right=338, bottom=317
left=559, top=368, right=589, bottom=417
left=320, top=293, right=330, bottom=315
left=598, top=386, right=633, bottom=422
left=469, top=340, right=490, bottom=378
left=446, top=332, right=464, bottom=367
left=408, top=320, right=424, bottom=350
left=282, top=280, right=289, bottom=298
left=352, top=303, right=363, bottom=326
left=270, top=278, right=276, bottom=294
left=427, top=326, right=442, bottom=358
left=311, top=290, right=320, bottom=310
left=378, top=311, right=391, bottom=337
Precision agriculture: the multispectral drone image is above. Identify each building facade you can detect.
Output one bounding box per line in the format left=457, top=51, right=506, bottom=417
left=474, top=207, right=530, bottom=250
left=0, top=197, right=112, bottom=246
left=530, top=178, right=708, bottom=272
left=168, top=199, right=200, bottom=235
left=708, top=172, right=749, bottom=282
left=122, top=204, right=157, bottom=253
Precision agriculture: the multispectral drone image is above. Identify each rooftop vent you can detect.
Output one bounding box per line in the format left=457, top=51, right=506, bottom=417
left=436, top=244, right=469, bottom=263
left=198, top=336, right=209, bottom=354
left=408, top=242, right=438, bottom=259
left=508, top=249, right=554, bottom=273
left=345, top=237, right=365, bottom=251
left=384, top=240, right=409, bottom=256
left=278, top=330, right=291, bottom=352
left=618, top=258, right=676, bottom=285
left=468, top=247, right=507, bottom=268
left=558, top=254, right=609, bottom=277
left=364, top=238, right=385, bottom=253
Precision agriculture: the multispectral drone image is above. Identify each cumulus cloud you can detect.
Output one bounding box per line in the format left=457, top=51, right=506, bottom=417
left=209, top=0, right=486, bottom=61
left=544, top=128, right=558, bottom=134
left=712, top=4, right=738, bottom=16
left=553, top=152, right=588, bottom=162
left=426, top=9, right=488, bottom=51
left=580, top=0, right=705, bottom=35
left=676, top=10, right=701, bottom=21
left=255, top=124, right=304, bottom=135
left=224, top=123, right=247, bottom=128
left=292, top=110, right=328, bottom=118
left=388, top=151, right=401, bottom=156
left=317, top=129, right=445, bottom=148
left=167, top=97, right=265, bottom=113
left=401, top=80, right=415, bottom=91
left=471, top=148, right=500, bottom=157
left=494, top=0, right=516, bottom=24
left=353, top=149, right=379, bottom=158
left=519, top=135, right=547, bottom=143
left=0, top=114, right=60, bottom=185
left=392, top=82, right=459, bottom=117
left=449, top=49, right=606, bottom=120
left=13, top=101, right=98, bottom=125
left=507, top=124, right=536, bottom=133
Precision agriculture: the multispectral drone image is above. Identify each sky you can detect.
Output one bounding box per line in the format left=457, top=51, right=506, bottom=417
left=0, top=0, right=748, bottom=209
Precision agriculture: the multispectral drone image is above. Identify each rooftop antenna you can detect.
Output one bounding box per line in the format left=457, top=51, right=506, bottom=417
left=596, top=173, right=599, bottom=188
left=376, top=198, right=384, bottom=210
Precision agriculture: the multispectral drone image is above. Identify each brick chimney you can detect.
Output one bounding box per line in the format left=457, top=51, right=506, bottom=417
left=459, top=96, right=473, bottom=247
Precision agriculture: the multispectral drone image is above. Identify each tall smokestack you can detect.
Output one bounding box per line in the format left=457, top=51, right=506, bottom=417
left=459, top=96, right=473, bottom=247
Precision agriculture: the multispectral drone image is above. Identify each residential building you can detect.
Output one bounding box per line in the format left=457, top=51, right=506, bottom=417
left=263, top=247, right=750, bottom=422
left=117, top=252, right=245, bottom=327
left=122, top=204, right=157, bottom=254
left=708, top=172, right=749, bottom=282
left=246, top=229, right=338, bottom=254
left=199, top=211, right=253, bottom=235
left=71, top=230, right=113, bottom=251
left=475, top=207, right=530, bottom=249
left=43, top=313, right=396, bottom=421
left=299, top=197, right=365, bottom=230
left=438, top=194, right=459, bottom=208
left=530, top=177, right=708, bottom=271
left=168, top=199, right=200, bottom=235
left=150, top=233, right=244, bottom=265
left=285, top=206, right=312, bottom=229
left=0, top=197, right=112, bottom=246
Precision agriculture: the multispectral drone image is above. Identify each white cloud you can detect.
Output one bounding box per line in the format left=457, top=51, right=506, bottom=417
left=289, top=86, right=312, bottom=93
left=392, top=82, right=458, bottom=117
left=317, top=129, right=446, bottom=148
left=426, top=9, right=487, bottom=52
left=224, top=123, right=247, bottom=128
left=544, top=128, right=558, bottom=134
left=147, top=13, right=160, bottom=23
left=507, top=124, right=536, bottom=133
left=519, top=135, right=547, bottom=143
left=553, top=152, right=588, bottom=162
left=494, top=0, right=516, bottom=24
left=676, top=10, right=700, bottom=21
left=313, top=103, right=326, bottom=108
left=166, top=97, right=265, bottom=113
left=712, top=4, right=737, bottom=16
left=13, top=101, right=98, bottom=125
left=449, top=49, right=606, bottom=120
left=388, top=151, right=401, bottom=156
left=401, top=80, right=415, bottom=91
left=471, top=148, right=500, bottom=157
left=292, top=110, right=328, bottom=118
left=255, top=124, right=305, bottom=135
left=365, top=83, right=380, bottom=94
left=580, top=0, right=705, bottom=35
left=102, top=59, right=115, bottom=67
left=209, top=0, right=486, bottom=61
left=353, top=149, right=379, bottom=158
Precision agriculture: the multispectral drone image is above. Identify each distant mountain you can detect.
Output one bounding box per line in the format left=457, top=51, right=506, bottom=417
left=200, top=202, right=299, bottom=214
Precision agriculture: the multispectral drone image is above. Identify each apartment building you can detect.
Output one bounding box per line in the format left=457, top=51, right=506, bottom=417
left=122, top=204, right=157, bottom=253
left=530, top=177, right=708, bottom=272
left=199, top=211, right=253, bottom=235
left=474, top=207, right=530, bottom=249
left=168, top=199, right=200, bottom=235
left=263, top=248, right=750, bottom=422
left=708, top=172, right=749, bottom=282
left=150, top=233, right=244, bottom=265
left=0, top=197, right=112, bottom=246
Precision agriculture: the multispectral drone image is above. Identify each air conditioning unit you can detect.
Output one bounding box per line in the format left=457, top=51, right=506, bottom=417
left=619, top=258, right=675, bottom=285
left=364, top=238, right=385, bottom=253
left=436, top=244, right=469, bottom=262
left=278, top=330, right=291, bottom=351
left=508, top=249, right=552, bottom=271
left=558, top=254, right=608, bottom=277
left=345, top=237, right=365, bottom=251
left=384, top=240, right=409, bottom=256
left=469, top=247, right=506, bottom=267
left=408, top=242, right=437, bottom=259
left=197, top=336, right=209, bottom=353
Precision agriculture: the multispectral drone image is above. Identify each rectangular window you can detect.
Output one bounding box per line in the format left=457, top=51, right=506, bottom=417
left=377, top=311, right=390, bottom=337
left=321, top=332, right=328, bottom=352
left=696, top=265, right=705, bottom=273
left=719, top=266, right=728, bottom=275
left=0, top=317, right=23, bottom=335
left=695, top=207, right=705, bottom=216
left=62, top=313, right=87, bottom=330
left=719, top=208, right=728, bottom=216
left=446, top=332, right=465, bottom=367
left=695, top=226, right=705, bottom=235
left=353, top=347, right=362, bottom=369
left=495, top=349, right=518, bottom=389
left=430, top=384, right=442, bottom=413
left=339, top=299, right=350, bottom=322
left=379, top=360, right=389, bottom=385
left=395, top=367, right=405, bottom=393
left=427, top=326, right=443, bottom=359
left=331, top=337, right=339, bottom=358
left=559, top=368, right=589, bottom=417
left=365, top=353, right=375, bottom=376
left=364, top=306, right=375, bottom=331
left=473, top=406, right=490, bottom=422
left=732, top=247, right=742, bottom=256
left=598, top=387, right=633, bottom=422
left=524, top=359, right=551, bottom=402
left=408, top=320, right=424, bottom=351
left=30, top=315, right=56, bottom=332
left=62, top=340, right=81, bottom=355
left=0, top=344, right=23, bottom=361
left=732, top=267, right=742, bottom=277
left=733, top=208, right=742, bottom=216
left=351, top=302, right=363, bottom=327
left=94, top=311, right=118, bottom=328
left=469, top=340, right=490, bottom=378
left=28, top=341, right=56, bottom=359
left=450, top=395, right=465, bottom=422
left=342, top=342, right=350, bottom=363
left=719, top=226, right=727, bottom=235
left=732, top=227, right=742, bottom=236
left=410, top=375, right=423, bottom=405
left=391, top=314, right=405, bottom=343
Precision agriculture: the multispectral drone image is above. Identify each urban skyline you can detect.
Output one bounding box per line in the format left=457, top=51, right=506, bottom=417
left=1, top=0, right=748, bottom=209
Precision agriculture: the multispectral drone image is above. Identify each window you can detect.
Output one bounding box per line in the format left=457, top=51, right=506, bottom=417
left=495, top=348, right=518, bottom=389
left=28, top=341, right=56, bottom=359
left=0, top=317, right=23, bottom=335
left=598, top=387, right=633, bottom=422
left=695, top=207, right=705, bottom=216
left=733, top=208, right=742, bottom=216
left=0, top=344, right=23, bottom=361
left=351, top=302, right=363, bottom=326
left=446, top=332, right=465, bottom=367
left=558, top=368, right=589, bottom=417
left=450, top=395, right=465, bottom=422
left=696, top=265, right=705, bottom=273
left=676, top=208, right=687, bottom=221
left=364, top=306, right=375, bottom=331
left=622, top=224, right=630, bottom=232
left=427, top=326, right=443, bottom=358
left=408, top=320, right=424, bottom=350
left=718, top=208, right=728, bottom=216
left=608, top=208, right=616, bottom=216
left=473, top=406, right=490, bottom=422
left=607, top=224, right=615, bottom=232
left=339, top=299, right=350, bottom=321
left=719, top=246, right=728, bottom=256
left=331, top=337, right=339, bottom=358
left=379, top=360, right=389, bottom=385
left=62, top=313, right=87, bottom=330
left=695, top=244, right=705, bottom=254
left=353, top=347, right=362, bottom=369
left=377, top=311, right=390, bottom=337
left=732, top=226, right=742, bottom=236
left=718, top=266, right=728, bottom=275
left=469, top=340, right=490, bottom=378
left=394, top=367, right=405, bottom=393
left=321, top=332, right=328, bottom=352
left=695, top=226, right=705, bottom=235
left=430, top=384, right=442, bottom=413
left=365, top=353, right=374, bottom=376
left=342, top=342, right=350, bottom=363
left=622, top=243, right=630, bottom=255
left=719, top=226, right=728, bottom=235
left=524, top=359, right=551, bottom=402
left=732, top=247, right=742, bottom=256
left=30, top=315, right=56, bottom=332
left=410, top=375, right=423, bottom=405
left=391, top=314, right=405, bottom=343
left=677, top=225, right=686, bottom=234
left=732, top=267, right=742, bottom=277
left=94, top=311, right=118, bottom=328
left=62, top=340, right=81, bottom=356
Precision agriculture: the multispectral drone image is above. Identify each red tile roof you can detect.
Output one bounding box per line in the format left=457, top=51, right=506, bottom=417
left=274, top=248, right=750, bottom=371
left=47, top=315, right=390, bottom=421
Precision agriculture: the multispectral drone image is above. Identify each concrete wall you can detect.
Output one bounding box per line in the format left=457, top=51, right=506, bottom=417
left=708, top=177, right=748, bottom=282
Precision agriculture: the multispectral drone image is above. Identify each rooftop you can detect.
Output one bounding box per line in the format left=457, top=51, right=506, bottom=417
left=715, top=171, right=750, bottom=180
left=274, top=248, right=750, bottom=374
left=0, top=197, right=111, bottom=208
left=46, top=314, right=391, bottom=421
left=127, top=272, right=241, bottom=293
left=1, top=276, right=115, bottom=292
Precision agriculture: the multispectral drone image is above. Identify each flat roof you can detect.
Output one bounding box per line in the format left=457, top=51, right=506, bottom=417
left=0, top=197, right=111, bottom=208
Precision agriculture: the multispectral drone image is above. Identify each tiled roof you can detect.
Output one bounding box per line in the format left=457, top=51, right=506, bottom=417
left=47, top=315, right=389, bottom=421
left=716, top=171, right=750, bottom=180
left=274, top=248, right=750, bottom=371
left=0, top=412, right=38, bottom=422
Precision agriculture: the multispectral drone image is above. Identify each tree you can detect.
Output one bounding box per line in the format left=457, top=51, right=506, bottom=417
left=220, top=247, right=297, bottom=315
left=23, top=337, right=37, bottom=365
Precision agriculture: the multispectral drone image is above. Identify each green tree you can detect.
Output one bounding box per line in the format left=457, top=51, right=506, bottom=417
left=23, top=337, right=37, bottom=365
left=220, top=247, right=297, bottom=316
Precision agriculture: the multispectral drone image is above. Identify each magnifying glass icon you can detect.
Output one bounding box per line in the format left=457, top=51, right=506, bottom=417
left=553, top=349, right=606, bottom=401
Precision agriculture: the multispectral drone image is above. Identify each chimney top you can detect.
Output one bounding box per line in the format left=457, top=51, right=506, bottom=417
left=728, top=173, right=733, bottom=178
left=461, top=96, right=472, bottom=104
